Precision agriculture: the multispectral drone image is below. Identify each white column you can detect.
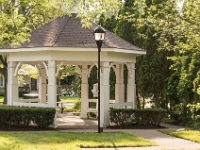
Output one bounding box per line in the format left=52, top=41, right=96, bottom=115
left=100, top=62, right=111, bottom=128
left=7, top=61, right=18, bottom=105
left=80, top=64, right=89, bottom=118
left=38, top=67, right=46, bottom=104
left=115, top=64, right=124, bottom=103
left=127, top=62, right=136, bottom=108
left=47, top=60, right=57, bottom=108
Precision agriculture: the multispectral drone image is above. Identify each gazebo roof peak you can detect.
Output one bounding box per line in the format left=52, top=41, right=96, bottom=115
left=9, top=13, right=144, bottom=52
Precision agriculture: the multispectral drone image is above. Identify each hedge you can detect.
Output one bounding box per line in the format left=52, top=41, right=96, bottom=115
left=110, top=108, right=167, bottom=127
left=19, top=90, right=29, bottom=97
left=0, top=106, right=56, bottom=128
left=0, top=92, right=4, bottom=96
left=0, top=91, right=30, bottom=97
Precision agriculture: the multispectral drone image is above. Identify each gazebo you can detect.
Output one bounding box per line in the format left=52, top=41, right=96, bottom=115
left=0, top=13, right=146, bottom=128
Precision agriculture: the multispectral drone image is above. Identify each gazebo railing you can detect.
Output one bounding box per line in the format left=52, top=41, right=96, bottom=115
left=86, top=99, right=133, bottom=114
left=13, top=101, right=47, bottom=107
left=109, top=102, right=133, bottom=108
left=18, top=99, right=39, bottom=103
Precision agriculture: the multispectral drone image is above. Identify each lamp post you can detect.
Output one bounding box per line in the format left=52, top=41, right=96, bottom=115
left=93, top=24, right=106, bottom=133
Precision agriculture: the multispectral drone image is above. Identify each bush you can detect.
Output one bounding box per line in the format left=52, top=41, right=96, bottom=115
left=188, top=103, right=200, bottom=129
left=73, top=100, right=81, bottom=110
left=109, top=108, right=166, bottom=127
left=32, top=108, right=56, bottom=127
left=0, top=106, right=56, bottom=128
left=0, top=92, right=4, bottom=96
left=170, top=103, right=193, bottom=126
left=19, top=90, right=29, bottom=97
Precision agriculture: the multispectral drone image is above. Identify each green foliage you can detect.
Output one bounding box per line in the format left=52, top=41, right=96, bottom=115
left=0, top=92, right=4, bottom=96
left=0, top=106, right=56, bottom=128
left=109, top=68, right=116, bottom=100
left=193, top=70, right=200, bottom=102
left=73, top=100, right=81, bottom=110
left=19, top=90, right=29, bottom=97
left=58, top=65, right=79, bottom=80
left=188, top=103, right=200, bottom=129
left=104, top=0, right=200, bottom=127
left=32, top=107, right=56, bottom=128
left=170, top=103, right=192, bottom=126
left=60, top=96, right=80, bottom=102
left=105, top=0, right=173, bottom=107
left=63, top=99, right=81, bottom=112
left=76, top=0, right=121, bottom=28
left=60, top=75, right=76, bottom=85
left=0, top=0, right=66, bottom=47
left=88, top=66, right=98, bottom=98
left=109, top=108, right=166, bottom=127
left=71, top=76, right=81, bottom=97
left=18, top=64, right=39, bottom=79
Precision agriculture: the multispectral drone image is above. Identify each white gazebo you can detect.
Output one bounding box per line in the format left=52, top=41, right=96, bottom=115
left=0, top=13, right=146, bottom=128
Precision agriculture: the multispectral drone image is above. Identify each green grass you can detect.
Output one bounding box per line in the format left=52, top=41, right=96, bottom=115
left=158, top=129, right=200, bottom=143
left=63, top=100, right=81, bottom=112
left=0, top=96, right=4, bottom=103
left=0, top=96, right=80, bottom=103
left=0, top=131, right=156, bottom=150
left=60, top=96, right=80, bottom=103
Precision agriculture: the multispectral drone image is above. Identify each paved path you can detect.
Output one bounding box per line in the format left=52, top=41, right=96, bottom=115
left=57, top=112, right=200, bottom=150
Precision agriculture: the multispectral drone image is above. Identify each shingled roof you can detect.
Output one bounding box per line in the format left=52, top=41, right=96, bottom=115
left=15, top=13, right=144, bottom=51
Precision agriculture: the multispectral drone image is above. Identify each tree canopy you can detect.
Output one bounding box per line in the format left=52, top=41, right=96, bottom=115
left=100, top=0, right=200, bottom=126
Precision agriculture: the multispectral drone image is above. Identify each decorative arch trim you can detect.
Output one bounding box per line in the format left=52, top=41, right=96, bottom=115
left=14, top=62, right=22, bottom=77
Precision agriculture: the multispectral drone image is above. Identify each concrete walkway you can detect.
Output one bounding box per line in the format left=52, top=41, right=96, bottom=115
left=57, top=112, right=200, bottom=150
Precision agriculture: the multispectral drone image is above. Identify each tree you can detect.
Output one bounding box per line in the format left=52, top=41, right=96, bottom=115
left=106, top=0, right=173, bottom=108
left=153, top=0, right=200, bottom=101
left=144, top=0, right=200, bottom=124
left=100, top=0, right=200, bottom=125
left=18, top=64, right=38, bottom=79
left=58, top=65, right=79, bottom=89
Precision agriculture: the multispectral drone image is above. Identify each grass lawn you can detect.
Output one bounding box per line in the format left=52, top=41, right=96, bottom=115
left=0, top=96, right=80, bottom=103
left=58, top=96, right=81, bottom=113
left=0, top=96, right=4, bottom=103
left=60, top=96, right=80, bottom=103
left=159, top=129, right=200, bottom=143
left=0, top=131, right=156, bottom=150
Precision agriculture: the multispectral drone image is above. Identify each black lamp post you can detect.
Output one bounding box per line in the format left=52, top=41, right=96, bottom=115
left=93, top=24, right=106, bottom=133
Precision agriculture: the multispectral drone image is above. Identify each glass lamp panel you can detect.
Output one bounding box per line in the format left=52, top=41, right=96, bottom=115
left=94, top=33, right=102, bottom=41
left=101, top=33, right=105, bottom=40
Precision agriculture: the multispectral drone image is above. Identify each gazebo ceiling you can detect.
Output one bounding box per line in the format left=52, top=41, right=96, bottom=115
left=6, top=13, right=145, bottom=53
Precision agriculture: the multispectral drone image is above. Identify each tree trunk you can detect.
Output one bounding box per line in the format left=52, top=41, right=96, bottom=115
left=3, top=68, right=7, bottom=104
left=136, top=86, right=140, bottom=108
left=0, top=56, right=7, bottom=104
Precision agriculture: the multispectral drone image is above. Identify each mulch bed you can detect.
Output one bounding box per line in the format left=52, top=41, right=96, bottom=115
left=0, top=124, right=166, bottom=131
left=107, top=125, right=166, bottom=129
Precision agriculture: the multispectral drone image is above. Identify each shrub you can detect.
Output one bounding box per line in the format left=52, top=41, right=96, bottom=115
left=19, top=90, right=29, bottom=97
left=73, top=100, right=81, bottom=110
left=109, top=108, right=166, bottom=127
left=0, top=92, right=4, bottom=96
left=0, top=106, right=56, bottom=128
left=32, top=108, right=56, bottom=127
left=188, top=103, right=200, bottom=129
